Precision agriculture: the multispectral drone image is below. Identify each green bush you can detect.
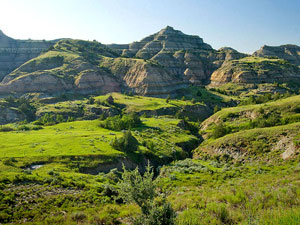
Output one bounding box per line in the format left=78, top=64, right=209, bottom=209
left=110, top=130, right=139, bottom=153
left=0, top=126, right=14, bottom=132
left=118, top=165, right=176, bottom=224
left=100, top=113, right=141, bottom=131
left=211, top=122, right=231, bottom=139
left=214, top=105, right=220, bottom=113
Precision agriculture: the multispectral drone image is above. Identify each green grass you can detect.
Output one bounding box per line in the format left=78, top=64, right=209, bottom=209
left=197, top=122, right=300, bottom=160
left=237, top=56, right=283, bottom=63
left=0, top=116, right=196, bottom=159
left=95, top=92, right=200, bottom=112
left=160, top=159, right=300, bottom=225
left=0, top=117, right=195, bottom=170
left=201, top=94, right=300, bottom=134
left=0, top=120, right=123, bottom=158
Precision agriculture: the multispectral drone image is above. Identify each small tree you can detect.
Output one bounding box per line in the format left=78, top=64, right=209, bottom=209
left=106, top=95, right=114, bottom=105
left=56, top=114, right=65, bottom=123
left=87, top=96, right=95, bottom=104
left=214, top=105, right=220, bottom=113
left=118, top=164, right=176, bottom=225
left=110, top=130, right=139, bottom=153
left=212, top=122, right=229, bottom=139
left=196, top=90, right=202, bottom=97
left=166, top=95, right=171, bottom=103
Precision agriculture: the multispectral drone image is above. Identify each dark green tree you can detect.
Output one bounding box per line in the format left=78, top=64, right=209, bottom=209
left=111, top=130, right=139, bottom=153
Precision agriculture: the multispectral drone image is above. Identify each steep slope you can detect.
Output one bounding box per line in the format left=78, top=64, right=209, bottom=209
left=0, top=39, right=121, bottom=95
left=253, top=44, right=300, bottom=66
left=196, top=94, right=300, bottom=161
left=108, top=26, right=212, bottom=58
left=210, top=56, right=300, bottom=85
left=108, top=26, right=247, bottom=86
left=0, top=27, right=248, bottom=97
left=195, top=122, right=300, bottom=160
left=0, top=30, right=55, bottom=81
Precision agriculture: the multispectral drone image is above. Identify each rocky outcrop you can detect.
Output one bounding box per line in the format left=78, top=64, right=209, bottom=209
left=0, top=106, right=24, bottom=125
left=0, top=30, right=55, bottom=81
left=106, top=27, right=247, bottom=93
left=210, top=57, right=300, bottom=85
left=253, top=44, right=300, bottom=66
left=0, top=40, right=121, bottom=96
left=108, top=26, right=212, bottom=59
left=1, top=27, right=283, bottom=97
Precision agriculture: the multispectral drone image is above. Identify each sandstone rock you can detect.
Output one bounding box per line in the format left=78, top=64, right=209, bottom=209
left=0, top=106, right=24, bottom=125
left=0, top=30, right=55, bottom=81
left=253, top=44, right=300, bottom=66
left=210, top=57, right=300, bottom=85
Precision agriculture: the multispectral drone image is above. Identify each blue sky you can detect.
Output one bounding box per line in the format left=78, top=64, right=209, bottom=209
left=0, top=0, right=299, bottom=53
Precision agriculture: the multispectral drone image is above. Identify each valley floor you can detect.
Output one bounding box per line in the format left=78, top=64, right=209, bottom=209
left=0, top=89, right=300, bottom=224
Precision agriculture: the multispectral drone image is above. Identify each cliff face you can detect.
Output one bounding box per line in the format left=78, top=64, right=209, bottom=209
left=0, top=39, right=121, bottom=96
left=0, top=27, right=248, bottom=97
left=108, top=26, right=247, bottom=88
left=210, top=57, right=300, bottom=85
left=3, top=27, right=298, bottom=97
left=0, top=30, right=55, bottom=82
left=253, top=45, right=300, bottom=66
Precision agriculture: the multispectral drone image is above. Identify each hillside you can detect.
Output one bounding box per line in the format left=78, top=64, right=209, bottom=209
left=210, top=56, right=300, bottom=85
left=0, top=27, right=248, bottom=97
left=253, top=44, right=300, bottom=66
left=193, top=94, right=300, bottom=162
left=0, top=30, right=55, bottom=81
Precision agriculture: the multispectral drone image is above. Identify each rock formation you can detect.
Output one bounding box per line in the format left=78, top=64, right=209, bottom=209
left=0, top=26, right=298, bottom=97
left=210, top=57, right=300, bottom=85
left=253, top=44, right=300, bottom=66
left=0, top=30, right=55, bottom=81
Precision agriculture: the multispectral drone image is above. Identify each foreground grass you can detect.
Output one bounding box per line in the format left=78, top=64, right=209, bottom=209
left=1, top=157, right=298, bottom=224
left=160, top=158, right=300, bottom=225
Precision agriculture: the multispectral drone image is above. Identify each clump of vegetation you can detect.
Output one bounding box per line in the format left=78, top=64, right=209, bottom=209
left=87, top=96, right=95, bottom=104
left=239, top=92, right=292, bottom=105
left=0, top=126, right=14, bottom=132
left=110, top=130, right=139, bottom=153
left=3, top=96, right=37, bottom=121
left=100, top=113, right=142, bottom=131
left=33, top=113, right=69, bottom=126
left=211, top=122, right=231, bottom=138
left=214, top=105, right=221, bottom=113
left=118, top=164, right=176, bottom=225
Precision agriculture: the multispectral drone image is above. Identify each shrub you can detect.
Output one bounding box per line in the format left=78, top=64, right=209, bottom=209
left=166, top=95, right=171, bottom=103
left=18, top=102, right=36, bottom=121
left=100, top=113, right=141, bottom=131
left=70, top=211, right=87, bottom=222
left=118, top=164, right=176, bottom=224
left=4, top=96, right=15, bottom=105
left=211, top=122, right=230, bottom=139
left=214, top=105, right=220, bottom=113
left=196, top=90, right=202, bottom=97
left=0, top=126, right=14, bottom=132
left=34, top=113, right=56, bottom=126
left=110, top=130, right=139, bottom=153
left=87, top=96, right=95, bottom=104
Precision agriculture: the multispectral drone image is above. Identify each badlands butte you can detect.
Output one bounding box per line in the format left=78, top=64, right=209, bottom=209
left=0, top=26, right=299, bottom=97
